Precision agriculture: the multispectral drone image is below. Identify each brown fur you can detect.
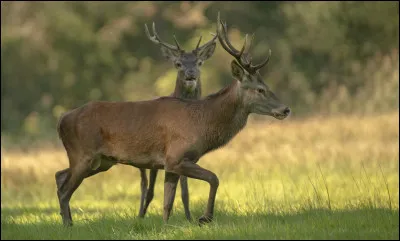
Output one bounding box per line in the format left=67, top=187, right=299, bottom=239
left=58, top=82, right=244, bottom=171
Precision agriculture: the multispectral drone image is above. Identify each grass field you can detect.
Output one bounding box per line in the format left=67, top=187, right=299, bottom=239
left=1, top=112, right=399, bottom=239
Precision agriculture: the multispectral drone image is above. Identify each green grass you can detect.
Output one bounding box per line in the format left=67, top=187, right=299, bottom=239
left=1, top=112, right=399, bottom=239
left=2, top=207, right=398, bottom=239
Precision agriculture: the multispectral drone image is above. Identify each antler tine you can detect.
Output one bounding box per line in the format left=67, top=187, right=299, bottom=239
left=221, top=19, right=250, bottom=63
left=250, top=49, right=271, bottom=71
left=152, top=22, right=179, bottom=50
left=145, top=22, right=180, bottom=51
left=194, top=32, right=218, bottom=53
left=217, top=12, right=251, bottom=69
left=247, top=33, right=255, bottom=54
left=217, top=12, right=271, bottom=73
left=151, top=22, right=163, bottom=44
left=217, top=12, right=236, bottom=57
left=241, top=32, right=255, bottom=65
left=220, top=20, right=240, bottom=55
left=196, top=36, right=203, bottom=49
left=173, top=35, right=182, bottom=50
left=144, top=23, right=158, bottom=44
left=239, top=34, right=248, bottom=61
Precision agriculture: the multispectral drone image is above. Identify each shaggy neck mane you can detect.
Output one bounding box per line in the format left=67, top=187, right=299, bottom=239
left=200, top=80, right=249, bottom=151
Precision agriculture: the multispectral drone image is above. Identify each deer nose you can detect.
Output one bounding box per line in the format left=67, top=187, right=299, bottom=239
left=283, top=107, right=291, bottom=116
left=272, top=105, right=291, bottom=117
left=186, top=70, right=197, bottom=78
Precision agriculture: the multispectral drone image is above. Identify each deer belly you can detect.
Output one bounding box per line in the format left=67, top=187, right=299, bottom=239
left=117, top=153, right=166, bottom=169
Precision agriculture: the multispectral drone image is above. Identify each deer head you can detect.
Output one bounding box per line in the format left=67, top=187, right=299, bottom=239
left=145, top=22, right=217, bottom=93
left=217, top=13, right=290, bottom=120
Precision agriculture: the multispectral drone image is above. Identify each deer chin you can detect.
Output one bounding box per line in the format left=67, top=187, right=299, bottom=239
left=253, top=106, right=289, bottom=120
left=252, top=106, right=274, bottom=117
left=184, top=79, right=197, bottom=92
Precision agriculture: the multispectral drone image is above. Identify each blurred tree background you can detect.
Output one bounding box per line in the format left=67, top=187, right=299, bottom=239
left=1, top=1, right=399, bottom=146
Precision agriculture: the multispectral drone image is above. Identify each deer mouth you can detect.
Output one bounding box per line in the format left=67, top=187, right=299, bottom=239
left=271, top=107, right=291, bottom=120
left=185, top=77, right=197, bottom=82
left=272, top=113, right=288, bottom=120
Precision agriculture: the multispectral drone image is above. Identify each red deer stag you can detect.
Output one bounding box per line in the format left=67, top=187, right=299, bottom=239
left=138, top=23, right=217, bottom=221
left=55, top=13, right=290, bottom=226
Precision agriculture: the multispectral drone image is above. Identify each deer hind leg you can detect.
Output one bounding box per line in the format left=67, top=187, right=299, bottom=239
left=58, top=159, right=90, bottom=227
left=56, top=168, right=70, bottom=190
left=57, top=153, right=115, bottom=227
left=140, top=169, right=158, bottom=218
left=55, top=168, right=71, bottom=219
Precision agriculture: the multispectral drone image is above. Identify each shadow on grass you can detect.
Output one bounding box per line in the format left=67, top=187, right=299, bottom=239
left=1, top=206, right=399, bottom=240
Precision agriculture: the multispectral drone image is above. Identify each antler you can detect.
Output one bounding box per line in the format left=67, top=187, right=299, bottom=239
left=193, top=31, right=218, bottom=54
left=217, top=12, right=271, bottom=73
left=145, top=22, right=183, bottom=52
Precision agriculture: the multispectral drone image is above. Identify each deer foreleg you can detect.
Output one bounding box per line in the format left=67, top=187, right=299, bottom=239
left=179, top=175, right=192, bottom=221
left=138, top=168, right=148, bottom=217
left=163, top=171, right=180, bottom=222
left=172, top=160, right=219, bottom=225
left=140, top=169, right=158, bottom=217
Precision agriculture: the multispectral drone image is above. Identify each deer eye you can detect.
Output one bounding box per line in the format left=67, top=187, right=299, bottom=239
left=175, top=62, right=182, bottom=68
left=257, top=88, right=265, bottom=94
left=198, top=61, right=203, bottom=66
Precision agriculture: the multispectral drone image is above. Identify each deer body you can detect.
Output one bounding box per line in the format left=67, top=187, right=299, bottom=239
left=56, top=81, right=244, bottom=226
left=59, top=81, right=245, bottom=172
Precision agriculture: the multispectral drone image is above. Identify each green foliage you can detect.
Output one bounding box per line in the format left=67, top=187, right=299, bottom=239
left=1, top=1, right=399, bottom=140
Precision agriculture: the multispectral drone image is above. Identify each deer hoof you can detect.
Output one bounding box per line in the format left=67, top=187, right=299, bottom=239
left=198, top=215, right=213, bottom=225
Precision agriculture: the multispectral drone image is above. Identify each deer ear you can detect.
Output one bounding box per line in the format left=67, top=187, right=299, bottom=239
left=197, top=42, right=216, bottom=61
left=231, top=60, right=244, bottom=81
left=160, top=46, right=181, bottom=61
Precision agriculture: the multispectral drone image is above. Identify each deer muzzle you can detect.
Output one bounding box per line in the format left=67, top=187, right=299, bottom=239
left=271, top=105, right=291, bottom=120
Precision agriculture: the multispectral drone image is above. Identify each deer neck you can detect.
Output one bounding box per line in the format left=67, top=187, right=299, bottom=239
left=172, top=72, right=201, bottom=99
left=202, top=80, right=249, bottom=149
